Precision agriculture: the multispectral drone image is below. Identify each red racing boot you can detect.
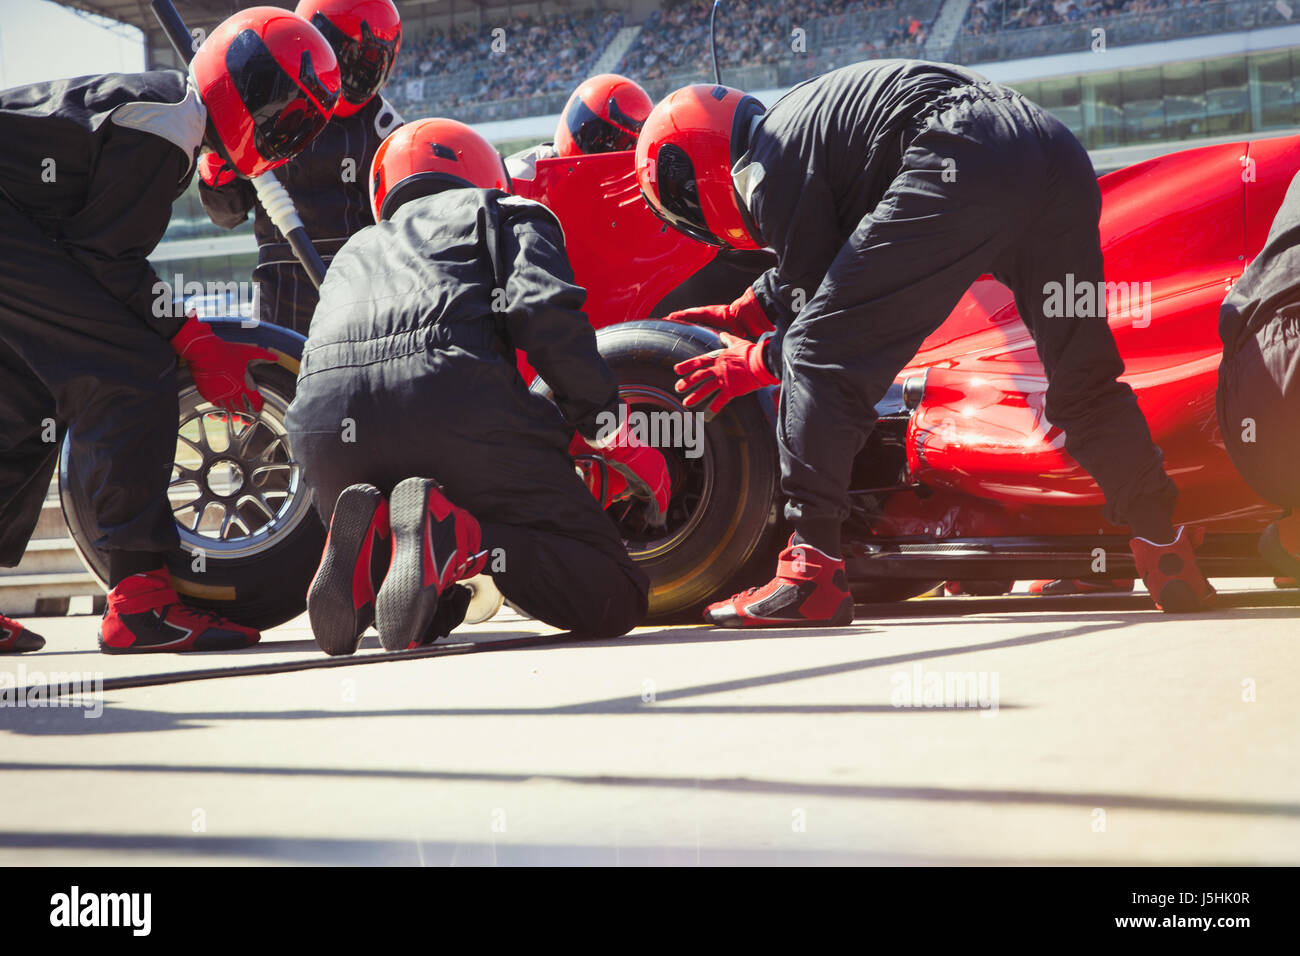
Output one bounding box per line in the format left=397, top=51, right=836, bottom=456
left=308, top=484, right=391, bottom=656
left=98, top=568, right=261, bottom=653
left=704, top=535, right=854, bottom=628
left=1028, top=578, right=1134, bottom=596
left=1, top=615, right=44, bottom=653
left=1129, top=526, right=1216, bottom=613
left=374, top=478, right=489, bottom=651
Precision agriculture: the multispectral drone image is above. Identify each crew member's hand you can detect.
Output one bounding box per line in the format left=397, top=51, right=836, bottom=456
left=571, top=417, right=671, bottom=526
left=569, top=432, right=629, bottom=507
left=664, top=286, right=774, bottom=338
left=170, top=314, right=276, bottom=414
left=197, top=149, right=236, bottom=188
left=674, top=332, right=779, bottom=416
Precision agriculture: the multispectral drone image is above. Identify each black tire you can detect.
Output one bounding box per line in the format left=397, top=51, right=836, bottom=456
left=532, top=320, right=782, bottom=619
left=59, top=321, right=324, bottom=631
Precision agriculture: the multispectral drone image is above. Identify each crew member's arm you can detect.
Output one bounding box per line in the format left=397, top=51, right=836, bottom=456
left=745, top=172, right=843, bottom=376
left=56, top=130, right=193, bottom=339
left=196, top=150, right=258, bottom=230
left=499, top=198, right=670, bottom=522
left=61, top=130, right=275, bottom=410
left=497, top=201, right=619, bottom=439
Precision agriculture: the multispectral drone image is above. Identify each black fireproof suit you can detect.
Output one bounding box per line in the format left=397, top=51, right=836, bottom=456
left=0, top=71, right=200, bottom=568
left=285, top=188, right=649, bottom=637
left=735, top=60, right=1177, bottom=551
left=1217, top=169, right=1300, bottom=509
left=199, top=97, right=402, bottom=334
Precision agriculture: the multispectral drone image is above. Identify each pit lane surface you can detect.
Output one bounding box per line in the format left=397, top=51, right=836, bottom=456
left=1, top=581, right=1297, bottom=865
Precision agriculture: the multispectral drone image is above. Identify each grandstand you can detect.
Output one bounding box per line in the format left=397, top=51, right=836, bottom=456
left=388, top=0, right=944, bottom=121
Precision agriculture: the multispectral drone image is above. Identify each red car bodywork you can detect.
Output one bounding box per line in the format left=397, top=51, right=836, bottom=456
left=514, top=133, right=1298, bottom=547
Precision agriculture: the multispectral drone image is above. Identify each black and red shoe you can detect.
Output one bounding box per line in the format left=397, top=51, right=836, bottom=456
left=1, top=615, right=44, bottom=653
left=1028, top=578, right=1135, bottom=596
left=703, top=535, right=854, bottom=628
left=1129, top=526, right=1216, bottom=613
left=308, top=484, right=391, bottom=656
left=374, top=478, right=488, bottom=651
left=98, top=568, right=261, bottom=653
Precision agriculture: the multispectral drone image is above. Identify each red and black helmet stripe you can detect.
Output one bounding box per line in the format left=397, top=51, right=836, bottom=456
left=565, top=97, right=640, bottom=155
left=226, top=29, right=337, bottom=164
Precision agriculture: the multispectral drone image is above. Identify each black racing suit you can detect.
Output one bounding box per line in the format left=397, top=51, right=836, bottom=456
left=285, top=188, right=648, bottom=637
left=1218, top=169, right=1300, bottom=509
left=735, top=59, right=1178, bottom=553
left=0, top=70, right=200, bottom=568
left=199, top=97, right=402, bottom=334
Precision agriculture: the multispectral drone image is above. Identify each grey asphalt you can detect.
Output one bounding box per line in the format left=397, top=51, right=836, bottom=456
left=1, top=580, right=1297, bottom=866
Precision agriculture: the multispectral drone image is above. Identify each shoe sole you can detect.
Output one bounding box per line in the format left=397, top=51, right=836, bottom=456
left=707, top=595, right=854, bottom=628
left=97, top=632, right=257, bottom=654
left=375, top=478, right=445, bottom=652
left=1, top=633, right=44, bottom=653
left=309, top=484, right=385, bottom=656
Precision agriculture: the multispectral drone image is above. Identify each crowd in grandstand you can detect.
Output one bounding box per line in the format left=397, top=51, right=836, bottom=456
left=964, top=0, right=1211, bottom=34
left=389, top=8, right=622, bottom=110
left=618, top=0, right=929, bottom=83
left=385, top=0, right=938, bottom=116
left=380, top=0, right=1273, bottom=118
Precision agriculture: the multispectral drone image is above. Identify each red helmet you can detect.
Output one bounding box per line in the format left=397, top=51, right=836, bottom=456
left=192, top=6, right=340, bottom=178
left=369, top=118, right=511, bottom=221
left=295, top=0, right=401, bottom=118
left=553, top=73, right=653, bottom=157
left=635, top=84, right=766, bottom=250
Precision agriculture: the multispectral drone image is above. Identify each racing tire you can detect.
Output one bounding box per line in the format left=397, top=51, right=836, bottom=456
left=59, top=321, right=324, bottom=631
left=533, top=320, right=782, bottom=620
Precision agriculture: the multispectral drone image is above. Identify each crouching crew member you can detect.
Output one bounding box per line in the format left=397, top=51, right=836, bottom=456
left=637, top=59, right=1215, bottom=626
left=0, top=9, right=340, bottom=653
left=1218, top=169, right=1300, bottom=582
left=287, top=119, right=669, bottom=655
left=199, top=0, right=403, bottom=334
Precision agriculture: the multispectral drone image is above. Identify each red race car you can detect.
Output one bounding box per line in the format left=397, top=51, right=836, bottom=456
left=59, top=132, right=1295, bottom=625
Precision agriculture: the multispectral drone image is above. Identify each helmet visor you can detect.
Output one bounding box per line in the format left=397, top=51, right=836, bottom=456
left=312, top=14, right=399, bottom=107
left=227, top=29, right=334, bottom=164
left=566, top=98, right=639, bottom=154
left=650, top=142, right=723, bottom=247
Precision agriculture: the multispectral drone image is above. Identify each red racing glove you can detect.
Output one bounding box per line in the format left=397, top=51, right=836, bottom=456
left=674, top=332, right=779, bottom=417
left=571, top=416, right=671, bottom=526
left=197, top=149, right=237, bottom=188
left=664, top=286, right=774, bottom=338
left=170, top=315, right=276, bottom=414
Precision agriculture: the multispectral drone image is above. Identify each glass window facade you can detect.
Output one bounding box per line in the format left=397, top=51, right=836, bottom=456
left=1012, top=49, right=1300, bottom=149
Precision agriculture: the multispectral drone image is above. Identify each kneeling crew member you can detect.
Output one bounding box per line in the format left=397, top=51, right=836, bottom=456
left=287, top=118, right=669, bottom=654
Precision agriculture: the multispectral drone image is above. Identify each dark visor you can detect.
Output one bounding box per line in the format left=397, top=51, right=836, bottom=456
left=650, top=142, right=723, bottom=246
left=312, top=14, right=399, bottom=106
left=227, top=29, right=334, bottom=163
left=566, top=98, right=639, bottom=154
